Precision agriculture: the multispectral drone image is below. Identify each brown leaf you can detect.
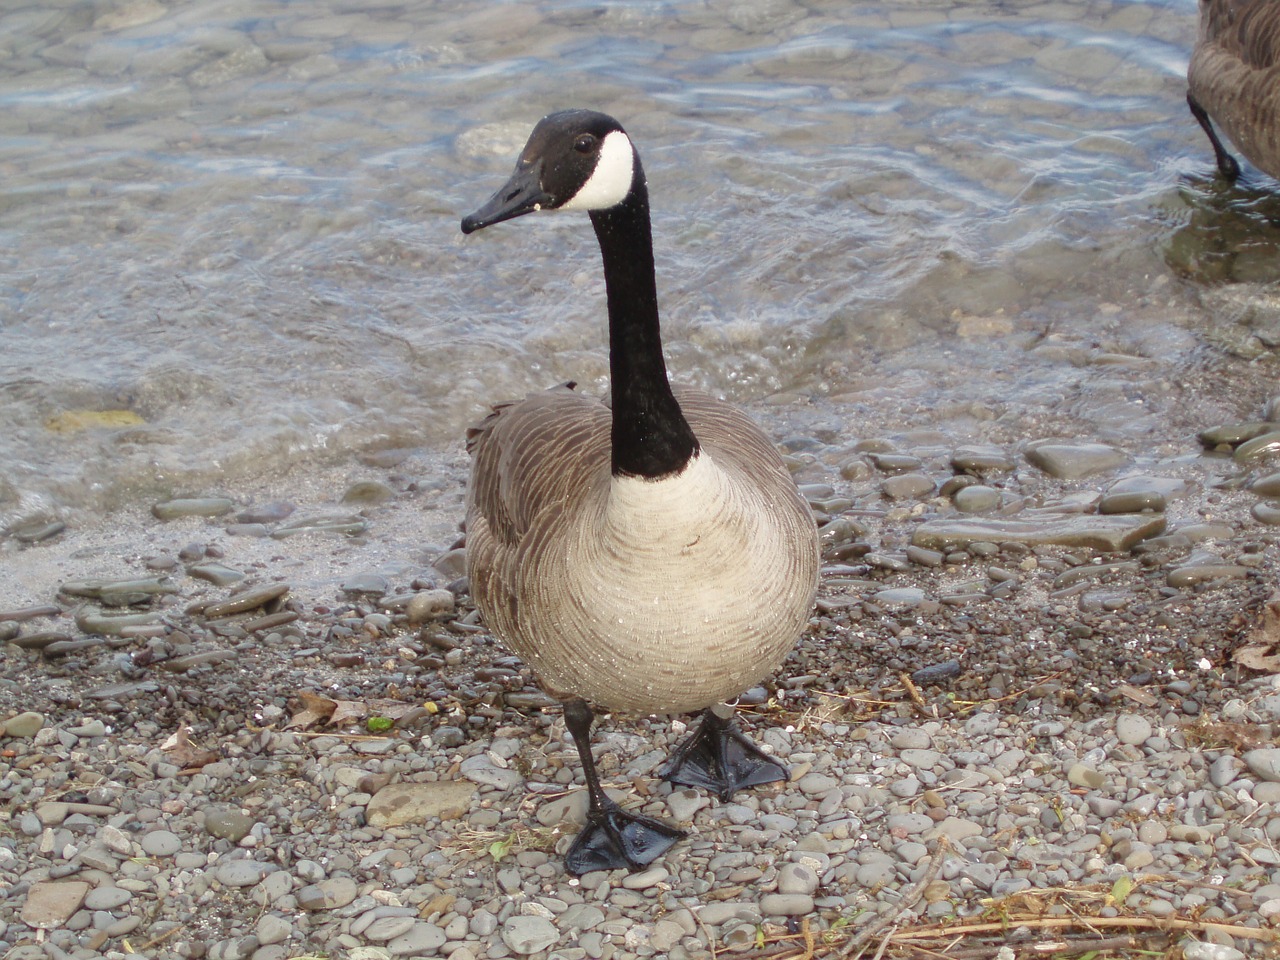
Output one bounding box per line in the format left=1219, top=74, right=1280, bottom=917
left=1234, top=591, right=1280, bottom=674
left=329, top=699, right=369, bottom=726
left=286, top=690, right=339, bottom=729
left=160, top=727, right=219, bottom=769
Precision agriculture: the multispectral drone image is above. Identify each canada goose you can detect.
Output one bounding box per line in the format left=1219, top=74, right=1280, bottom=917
left=459, top=110, right=820, bottom=874
left=1187, top=0, right=1280, bottom=181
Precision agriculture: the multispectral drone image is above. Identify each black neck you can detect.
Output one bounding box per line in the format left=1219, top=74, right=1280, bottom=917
left=589, top=164, right=699, bottom=479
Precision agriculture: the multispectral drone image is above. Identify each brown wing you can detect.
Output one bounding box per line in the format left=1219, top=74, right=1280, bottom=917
left=465, top=385, right=612, bottom=654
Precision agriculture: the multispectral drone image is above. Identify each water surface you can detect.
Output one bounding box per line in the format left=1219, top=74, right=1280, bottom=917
left=0, top=0, right=1271, bottom=533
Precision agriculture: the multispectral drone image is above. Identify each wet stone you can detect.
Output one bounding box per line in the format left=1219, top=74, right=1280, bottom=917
left=1197, top=421, right=1274, bottom=448
left=271, top=514, right=368, bottom=538
left=236, top=501, right=295, bottom=524
left=912, top=514, right=1164, bottom=552
left=882, top=473, right=935, bottom=500
left=341, top=573, right=390, bottom=596
left=1025, top=442, right=1127, bottom=479
left=152, top=497, right=235, bottom=520
left=1166, top=563, right=1250, bottom=589
left=188, top=562, right=246, bottom=587
left=953, top=484, right=1001, bottom=513
left=342, top=480, right=396, bottom=504
left=1098, top=490, right=1165, bottom=514
left=1234, top=430, right=1280, bottom=462
left=951, top=445, right=1015, bottom=474
left=202, top=583, right=289, bottom=618
left=1252, top=502, right=1280, bottom=525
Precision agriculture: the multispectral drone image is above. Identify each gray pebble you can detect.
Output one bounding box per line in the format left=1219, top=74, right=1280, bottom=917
left=3, top=711, right=46, bottom=737
left=255, top=915, right=292, bottom=946
left=140, top=830, right=183, bottom=857
left=83, top=885, right=131, bottom=910
left=388, top=923, right=448, bottom=955
left=501, top=915, right=559, bottom=955
left=1244, top=748, right=1280, bottom=783
left=215, top=860, right=279, bottom=887
left=1114, top=714, right=1152, bottom=746
left=204, top=809, right=256, bottom=842
left=759, top=893, right=814, bottom=916
left=776, top=863, right=819, bottom=896
left=297, top=876, right=357, bottom=910
left=152, top=497, right=234, bottom=519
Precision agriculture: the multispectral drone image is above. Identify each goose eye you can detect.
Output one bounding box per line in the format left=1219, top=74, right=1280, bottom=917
left=573, top=134, right=597, bottom=154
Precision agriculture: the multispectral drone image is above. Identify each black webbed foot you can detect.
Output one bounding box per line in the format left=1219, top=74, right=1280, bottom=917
left=564, top=795, right=684, bottom=874
left=561, top=698, right=685, bottom=875
left=659, top=706, right=787, bottom=801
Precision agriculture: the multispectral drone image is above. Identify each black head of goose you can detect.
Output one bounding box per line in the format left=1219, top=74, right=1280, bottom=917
left=1187, top=0, right=1280, bottom=182
left=460, top=110, right=819, bottom=874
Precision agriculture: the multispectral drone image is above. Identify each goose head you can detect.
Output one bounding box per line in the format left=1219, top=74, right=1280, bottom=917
left=461, top=110, right=640, bottom=234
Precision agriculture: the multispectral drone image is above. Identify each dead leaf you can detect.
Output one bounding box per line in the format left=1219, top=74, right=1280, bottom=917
left=160, top=727, right=219, bottom=769
left=286, top=691, right=339, bottom=729
left=1233, top=590, right=1280, bottom=674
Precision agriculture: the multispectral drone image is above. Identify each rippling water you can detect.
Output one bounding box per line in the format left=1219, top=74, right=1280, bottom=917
left=0, top=0, right=1268, bottom=530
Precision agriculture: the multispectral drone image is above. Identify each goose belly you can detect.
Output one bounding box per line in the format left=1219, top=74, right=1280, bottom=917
left=512, top=453, right=815, bottom=715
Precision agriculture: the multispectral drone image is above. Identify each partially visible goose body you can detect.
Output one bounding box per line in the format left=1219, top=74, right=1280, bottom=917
left=1187, top=0, right=1280, bottom=181
left=460, top=110, right=819, bottom=874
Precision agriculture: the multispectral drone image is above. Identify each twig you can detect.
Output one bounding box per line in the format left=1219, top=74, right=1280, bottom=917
left=840, top=838, right=952, bottom=958
left=899, top=672, right=932, bottom=718
left=891, top=916, right=1274, bottom=942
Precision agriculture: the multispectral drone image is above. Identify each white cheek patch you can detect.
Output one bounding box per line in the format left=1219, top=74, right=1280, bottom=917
left=560, top=130, right=635, bottom=211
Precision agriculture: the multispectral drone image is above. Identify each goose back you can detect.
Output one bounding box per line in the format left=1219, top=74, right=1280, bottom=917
left=1189, top=0, right=1280, bottom=179
left=466, top=384, right=818, bottom=716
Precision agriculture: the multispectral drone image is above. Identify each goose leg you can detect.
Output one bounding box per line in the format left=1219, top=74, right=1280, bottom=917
left=659, top=704, right=788, bottom=802
left=1187, top=92, right=1241, bottom=181
left=562, top=699, right=684, bottom=875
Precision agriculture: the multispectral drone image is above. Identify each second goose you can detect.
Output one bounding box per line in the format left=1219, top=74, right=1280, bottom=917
left=1187, top=0, right=1280, bottom=181
left=460, top=110, right=820, bottom=874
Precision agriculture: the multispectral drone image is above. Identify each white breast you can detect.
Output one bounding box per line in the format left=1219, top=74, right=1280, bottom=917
left=514, top=451, right=813, bottom=715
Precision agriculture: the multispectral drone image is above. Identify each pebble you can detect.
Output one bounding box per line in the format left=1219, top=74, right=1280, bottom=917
left=911, top=514, right=1164, bottom=551
left=297, top=876, right=358, bottom=910
left=1114, top=713, right=1152, bottom=745
left=2, top=711, right=46, bottom=737
left=1025, top=442, right=1127, bottom=479
left=759, top=893, right=815, bottom=916
left=1244, top=749, right=1280, bottom=782
left=204, top=808, right=257, bottom=842
left=502, top=915, right=559, bottom=954
left=152, top=497, right=235, bottom=519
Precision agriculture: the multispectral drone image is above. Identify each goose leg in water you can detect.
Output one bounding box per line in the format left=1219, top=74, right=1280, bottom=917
left=1187, top=92, right=1242, bottom=181
left=563, top=699, right=685, bottom=875
left=659, top=705, right=788, bottom=802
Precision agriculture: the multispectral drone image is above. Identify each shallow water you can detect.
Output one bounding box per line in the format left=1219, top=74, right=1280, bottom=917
left=0, top=0, right=1272, bottom=530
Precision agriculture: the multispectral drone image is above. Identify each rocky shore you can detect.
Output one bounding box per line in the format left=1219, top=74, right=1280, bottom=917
left=3, top=387, right=1280, bottom=960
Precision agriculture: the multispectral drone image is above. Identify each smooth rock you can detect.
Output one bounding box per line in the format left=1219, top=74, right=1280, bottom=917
left=21, top=880, right=90, bottom=927
left=912, top=514, right=1165, bottom=552
left=501, top=915, right=559, bottom=955
left=366, top=781, right=476, bottom=827
left=297, top=876, right=358, bottom=911
left=3, top=711, right=46, bottom=737
left=152, top=497, right=235, bottom=519
left=1114, top=714, right=1152, bottom=746
left=204, top=808, right=256, bottom=841
left=759, top=893, right=814, bottom=916
left=1244, top=749, right=1280, bottom=783
left=1025, top=442, right=1127, bottom=479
